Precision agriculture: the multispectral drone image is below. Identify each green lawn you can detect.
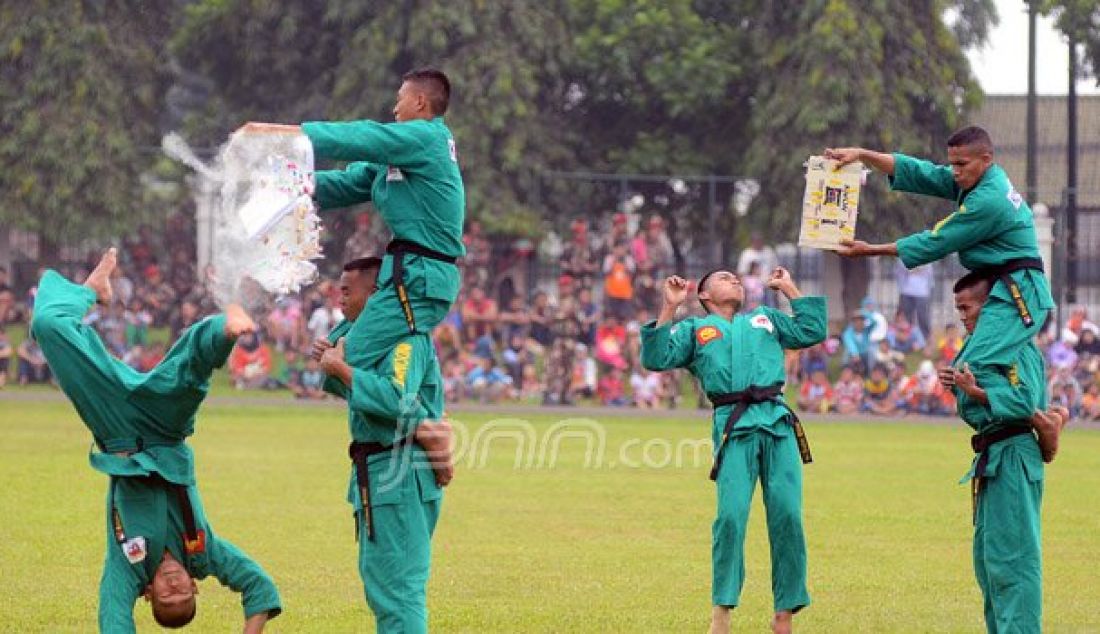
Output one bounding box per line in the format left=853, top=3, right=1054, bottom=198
left=1, top=401, right=1098, bottom=632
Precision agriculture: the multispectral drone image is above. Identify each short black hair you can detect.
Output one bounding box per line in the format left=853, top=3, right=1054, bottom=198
left=953, top=271, right=992, bottom=297
left=947, top=126, right=993, bottom=152
left=152, top=601, right=196, bottom=628
left=343, top=256, right=383, bottom=273
left=697, top=269, right=740, bottom=313
left=402, top=67, right=451, bottom=115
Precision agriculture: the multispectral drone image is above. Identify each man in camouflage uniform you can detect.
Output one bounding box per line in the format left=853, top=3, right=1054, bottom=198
left=543, top=297, right=584, bottom=406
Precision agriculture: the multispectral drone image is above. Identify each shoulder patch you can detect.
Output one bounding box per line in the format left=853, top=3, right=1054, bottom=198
left=696, top=325, right=722, bottom=346
left=750, top=314, right=774, bottom=333
left=448, top=138, right=458, bottom=162
left=1007, top=188, right=1023, bottom=209
left=393, top=342, right=412, bottom=387
left=386, top=166, right=405, bottom=181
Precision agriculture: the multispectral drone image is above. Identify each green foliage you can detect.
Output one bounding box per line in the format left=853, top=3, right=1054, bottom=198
left=4, top=1, right=998, bottom=250
left=1041, top=0, right=1100, bottom=83
left=745, top=0, right=985, bottom=242
left=0, top=1, right=178, bottom=253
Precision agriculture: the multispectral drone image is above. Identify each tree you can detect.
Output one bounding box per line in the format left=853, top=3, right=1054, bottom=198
left=0, top=0, right=179, bottom=261
left=1041, top=0, right=1100, bottom=83
left=173, top=0, right=576, bottom=237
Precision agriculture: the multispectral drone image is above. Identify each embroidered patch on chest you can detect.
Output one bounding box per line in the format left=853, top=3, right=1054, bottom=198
left=122, top=536, right=147, bottom=564
left=386, top=166, right=405, bottom=181
left=696, top=326, right=722, bottom=345
left=750, top=314, right=774, bottom=333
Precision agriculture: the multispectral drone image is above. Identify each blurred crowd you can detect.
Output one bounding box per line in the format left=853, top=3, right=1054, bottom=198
left=2, top=213, right=1099, bottom=421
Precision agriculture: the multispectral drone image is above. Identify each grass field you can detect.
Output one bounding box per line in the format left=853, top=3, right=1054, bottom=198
left=1, top=398, right=1098, bottom=633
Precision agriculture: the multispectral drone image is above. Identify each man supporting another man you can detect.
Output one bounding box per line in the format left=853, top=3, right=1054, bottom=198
left=314, top=256, right=453, bottom=633
left=641, top=267, right=826, bottom=634
left=940, top=272, right=1068, bottom=632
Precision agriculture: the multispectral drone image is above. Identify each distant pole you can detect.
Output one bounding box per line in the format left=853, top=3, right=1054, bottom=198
left=1026, top=0, right=1038, bottom=204
left=1067, top=34, right=1079, bottom=303
left=708, top=176, right=719, bottom=268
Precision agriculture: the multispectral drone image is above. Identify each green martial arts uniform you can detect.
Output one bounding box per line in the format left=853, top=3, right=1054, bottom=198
left=890, top=153, right=1055, bottom=386
left=953, top=336, right=1046, bottom=633
left=304, top=117, right=465, bottom=372
left=30, top=270, right=281, bottom=632
left=323, top=324, right=445, bottom=634
left=641, top=297, right=827, bottom=612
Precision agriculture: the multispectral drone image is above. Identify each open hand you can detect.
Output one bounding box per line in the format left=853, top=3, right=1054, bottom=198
left=954, top=362, right=978, bottom=394
left=834, top=238, right=873, bottom=258
left=823, top=147, right=862, bottom=167
left=415, top=418, right=455, bottom=486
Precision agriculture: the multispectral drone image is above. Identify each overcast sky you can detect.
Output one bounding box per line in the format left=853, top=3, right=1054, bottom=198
left=967, top=0, right=1099, bottom=95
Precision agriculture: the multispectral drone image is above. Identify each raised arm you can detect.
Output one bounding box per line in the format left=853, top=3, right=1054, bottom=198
left=640, top=275, right=696, bottom=371
left=302, top=119, right=437, bottom=167
left=824, top=147, right=896, bottom=177
left=763, top=268, right=827, bottom=350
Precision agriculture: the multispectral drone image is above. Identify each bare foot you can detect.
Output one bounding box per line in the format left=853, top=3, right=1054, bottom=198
left=709, top=606, right=731, bottom=634
left=1031, top=408, right=1070, bottom=463
left=771, top=611, right=793, bottom=634
left=224, top=304, right=257, bottom=338
left=84, top=248, right=117, bottom=305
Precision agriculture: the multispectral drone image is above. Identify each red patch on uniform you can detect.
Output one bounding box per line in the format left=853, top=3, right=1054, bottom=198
left=696, top=326, right=722, bottom=345
left=185, top=530, right=207, bottom=555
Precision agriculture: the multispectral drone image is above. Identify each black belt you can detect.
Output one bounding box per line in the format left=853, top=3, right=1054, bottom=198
left=111, top=476, right=204, bottom=561
left=970, top=257, right=1044, bottom=328
left=969, top=425, right=1034, bottom=523
left=386, top=239, right=458, bottom=334
left=708, top=384, right=811, bottom=481
left=349, top=436, right=414, bottom=541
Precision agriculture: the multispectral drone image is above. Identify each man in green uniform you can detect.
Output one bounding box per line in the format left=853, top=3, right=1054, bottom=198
left=641, top=267, right=827, bottom=634
left=938, top=272, right=1068, bottom=633
left=314, top=256, right=452, bottom=633
left=30, top=249, right=281, bottom=632
left=825, top=127, right=1055, bottom=422
left=243, top=67, right=464, bottom=373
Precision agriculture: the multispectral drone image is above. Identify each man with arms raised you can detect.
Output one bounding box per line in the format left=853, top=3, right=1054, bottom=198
left=641, top=267, right=826, bottom=634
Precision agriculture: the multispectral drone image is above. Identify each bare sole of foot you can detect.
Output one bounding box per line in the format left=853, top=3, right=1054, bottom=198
left=84, top=248, right=117, bottom=305
left=771, top=611, right=793, bottom=634
left=224, top=304, right=257, bottom=338
left=1032, top=408, right=1069, bottom=463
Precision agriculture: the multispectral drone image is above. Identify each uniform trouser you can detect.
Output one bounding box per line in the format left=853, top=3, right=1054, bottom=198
left=961, top=296, right=1050, bottom=392
left=345, top=282, right=450, bottom=370
left=357, top=481, right=442, bottom=634
left=973, top=441, right=1044, bottom=634
left=31, top=270, right=227, bottom=440
left=712, top=428, right=810, bottom=612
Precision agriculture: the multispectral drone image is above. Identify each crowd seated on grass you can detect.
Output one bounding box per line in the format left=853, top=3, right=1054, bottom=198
left=3, top=217, right=1099, bottom=418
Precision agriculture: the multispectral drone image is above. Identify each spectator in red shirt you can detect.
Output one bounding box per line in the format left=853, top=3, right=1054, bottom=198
left=598, top=367, right=629, bottom=406
left=595, top=315, right=628, bottom=370
left=461, top=286, right=498, bottom=340
left=797, top=369, right=834, bottom=413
